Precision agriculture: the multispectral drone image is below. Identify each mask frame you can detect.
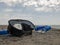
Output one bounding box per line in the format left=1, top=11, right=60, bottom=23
left=8, top=19, right=35, bottom=36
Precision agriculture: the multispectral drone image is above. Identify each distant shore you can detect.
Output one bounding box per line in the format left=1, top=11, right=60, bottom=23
left=0, top=25, right=8, bottom=30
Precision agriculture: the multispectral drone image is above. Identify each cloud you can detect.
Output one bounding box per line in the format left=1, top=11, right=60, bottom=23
left=0, top=0, right=17, bottom=6
left=21, top=0, right=60, bottom=12
left=0, top=0, right=60, bottom=12
left=0, top=0, right=60, bottom=25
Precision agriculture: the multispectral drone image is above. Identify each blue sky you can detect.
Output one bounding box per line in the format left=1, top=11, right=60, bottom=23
left=0, top=0, right=60, bottom=25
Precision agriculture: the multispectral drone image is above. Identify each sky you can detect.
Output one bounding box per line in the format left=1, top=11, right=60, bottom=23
left=0, top=0, right=60, bottom=25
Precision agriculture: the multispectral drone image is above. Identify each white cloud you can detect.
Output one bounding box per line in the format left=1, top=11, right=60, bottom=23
left=0, top=0, right=60, bottom=6
left=22, top=0, right=60, bottom=12
left=0, top=0, right=60, bottom=12
left=0, top=0, right=17, bottom=6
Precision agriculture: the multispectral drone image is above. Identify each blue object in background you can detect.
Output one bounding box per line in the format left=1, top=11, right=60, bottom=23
left=0, top=30, right=9, bottom=35
left=35, top=25, right=51, bottom=32
left=35, top=26, right=45, bottom=31
left=42, top=25, right=51, bottom=32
